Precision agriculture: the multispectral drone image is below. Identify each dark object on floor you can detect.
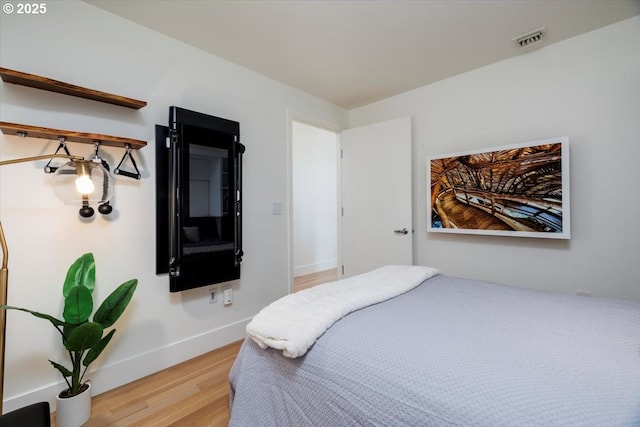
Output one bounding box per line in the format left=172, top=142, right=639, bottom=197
left=0, top=402, right=51, bottom=427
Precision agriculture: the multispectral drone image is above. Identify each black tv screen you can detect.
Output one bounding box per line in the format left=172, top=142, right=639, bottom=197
left=156, top=107, right=244, bottom=292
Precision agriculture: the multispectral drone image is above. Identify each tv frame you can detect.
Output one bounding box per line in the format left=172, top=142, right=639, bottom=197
left=156, top=106, right=245, bottom=292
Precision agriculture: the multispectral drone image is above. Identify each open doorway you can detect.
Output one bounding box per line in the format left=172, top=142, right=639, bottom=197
left=292, top=120, right=339, bottom=291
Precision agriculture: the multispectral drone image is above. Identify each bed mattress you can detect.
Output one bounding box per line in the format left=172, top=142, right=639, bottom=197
left=229, top=274, right=640, bottom=426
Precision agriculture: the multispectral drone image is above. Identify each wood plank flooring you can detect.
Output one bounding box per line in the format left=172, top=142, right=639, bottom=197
left=51, top=269, right=336, bottom=426
left=293, top=268, right=338, bottom=292
left=52, top=340, right=242, bottom=427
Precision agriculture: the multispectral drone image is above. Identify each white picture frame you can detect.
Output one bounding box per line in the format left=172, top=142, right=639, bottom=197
left=427, top=136, right=570, bottom=239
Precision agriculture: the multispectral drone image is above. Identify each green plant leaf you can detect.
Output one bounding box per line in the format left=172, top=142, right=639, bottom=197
left=63, top=253, right=95, bottom=297
left=64, top=322, right=103, bottom=352
left=63, top=323, right=75, bottom=338
left=0, top=305, right=65, bottom=328
left=63, top=285, right=93, bottom=324
left=3, top=253, right=138, bottom=394
left=93, top=279, right=138, bottom=328
left=49, top=360, right=73, bottom=377
left=83, top=329, right=115, bottom=367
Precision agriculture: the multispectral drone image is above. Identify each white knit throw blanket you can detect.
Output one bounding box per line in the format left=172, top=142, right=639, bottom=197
left=246, top=265, right=440, bottom=358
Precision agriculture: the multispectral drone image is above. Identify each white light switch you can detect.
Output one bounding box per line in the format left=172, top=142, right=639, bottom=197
left=272, top=201, right=283, bottom=215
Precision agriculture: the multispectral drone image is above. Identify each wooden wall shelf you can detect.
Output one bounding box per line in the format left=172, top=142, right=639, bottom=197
left=0, top=121, right=147, bottom=149
left=0, top=67, right=147, bottom=109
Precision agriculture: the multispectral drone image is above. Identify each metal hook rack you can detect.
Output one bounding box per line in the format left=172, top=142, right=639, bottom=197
left=0, top=122, right=146, bottom=149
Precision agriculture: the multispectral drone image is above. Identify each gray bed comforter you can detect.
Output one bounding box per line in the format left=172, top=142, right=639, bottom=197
left=229, top=275, right=640, bottom=426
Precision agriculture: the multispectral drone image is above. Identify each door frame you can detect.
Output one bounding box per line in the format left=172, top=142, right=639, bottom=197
left=286, top=110, right=344, bottom=294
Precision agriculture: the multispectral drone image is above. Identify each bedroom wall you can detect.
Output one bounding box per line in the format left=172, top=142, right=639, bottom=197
left=350, top=16, right=640, bottom=301
left=0, top=1, right=347, bottom=411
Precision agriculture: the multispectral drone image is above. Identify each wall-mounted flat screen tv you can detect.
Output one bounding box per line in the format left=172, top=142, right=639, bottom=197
left=156, top=107, right=245, bottom=292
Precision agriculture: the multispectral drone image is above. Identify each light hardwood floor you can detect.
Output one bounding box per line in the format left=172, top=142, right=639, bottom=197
left=52, top=340, right=242, bottom=427
left=293, top=268, right=338, bottom=292
left=51, top=269, right=337, bottom=426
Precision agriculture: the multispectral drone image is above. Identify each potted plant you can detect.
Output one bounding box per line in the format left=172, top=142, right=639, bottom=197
left=0, top=252, right=137, bottom=426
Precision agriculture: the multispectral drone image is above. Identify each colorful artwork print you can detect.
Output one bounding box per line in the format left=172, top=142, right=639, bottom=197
left=427, top=138, right=570, bottom=239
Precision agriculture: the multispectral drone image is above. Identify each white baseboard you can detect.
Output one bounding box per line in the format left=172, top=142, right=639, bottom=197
left=294, top=259, right=337, bottom=277
left=3, top=317, right=251, bottom=413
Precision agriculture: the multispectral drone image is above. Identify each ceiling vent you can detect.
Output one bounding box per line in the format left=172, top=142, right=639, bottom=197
left=513, top=27, right=545, bottom=48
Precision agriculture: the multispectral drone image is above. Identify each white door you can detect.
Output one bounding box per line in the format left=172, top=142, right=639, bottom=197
left=340, top=116, right=413, bottom=277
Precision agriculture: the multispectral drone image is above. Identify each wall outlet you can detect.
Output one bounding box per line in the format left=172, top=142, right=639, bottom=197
left=209, top=288, right=218, bottom=304
left=223, top=286, right=233, bottom=305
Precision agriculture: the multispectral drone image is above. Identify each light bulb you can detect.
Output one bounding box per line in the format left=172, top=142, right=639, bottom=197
left=52, top=160, right=114, bottom=206
left=75, top=175, right=95, bottom=195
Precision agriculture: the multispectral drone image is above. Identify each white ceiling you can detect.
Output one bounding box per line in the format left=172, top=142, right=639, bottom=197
left=86, top=0, right=640, bottom=109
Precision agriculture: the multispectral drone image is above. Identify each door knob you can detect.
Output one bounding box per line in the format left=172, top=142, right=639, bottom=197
left=394, top=228, right=409, bottom=235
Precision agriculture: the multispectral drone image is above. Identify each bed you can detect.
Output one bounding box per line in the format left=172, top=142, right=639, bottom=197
left=228, top=266, right=640, bottom=426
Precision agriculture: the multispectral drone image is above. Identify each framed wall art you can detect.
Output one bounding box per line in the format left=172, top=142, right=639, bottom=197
left=427, top=137, right=570, bottom=239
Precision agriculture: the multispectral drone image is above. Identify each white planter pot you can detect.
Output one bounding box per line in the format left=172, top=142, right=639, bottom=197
left=56, top=381, right=92, bottom=427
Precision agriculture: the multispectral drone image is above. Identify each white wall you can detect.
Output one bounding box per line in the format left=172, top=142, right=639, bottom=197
left=292, top=121, right=338, bottom=277
left=0, top=1, right=347, bottom=411
left=350, top=16, right=640, bottom=301
left=2, top=1, right=638, bottom=412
